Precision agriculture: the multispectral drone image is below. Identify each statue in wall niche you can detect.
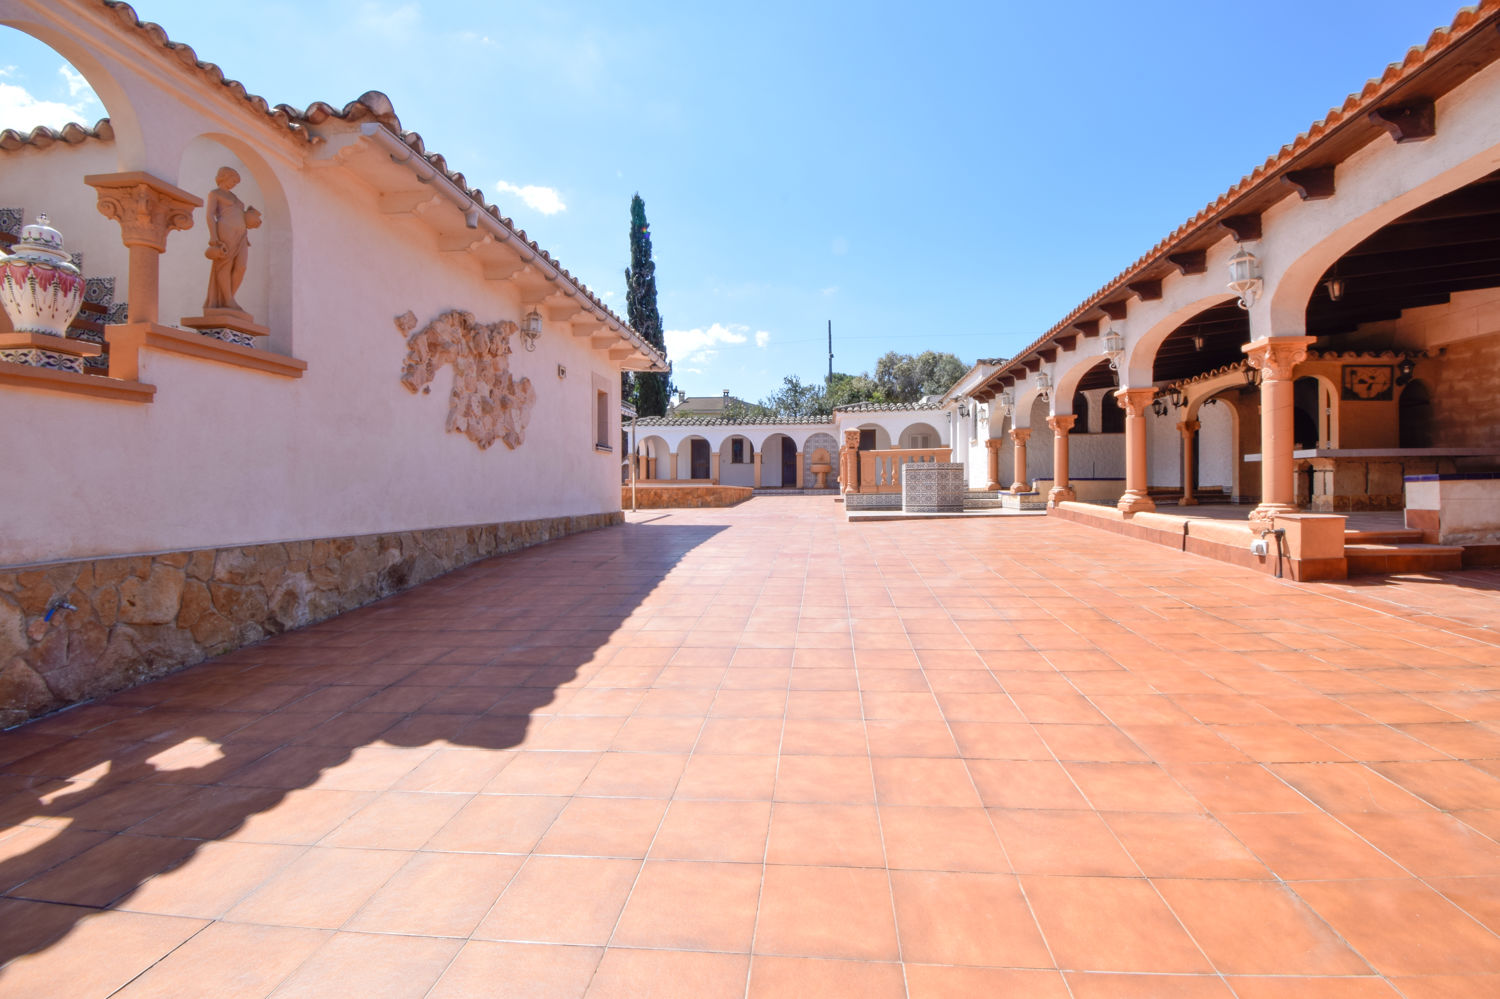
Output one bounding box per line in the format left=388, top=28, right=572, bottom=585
left=395, top=309, right=536, bottom=450
left=203, top=166, right=261, bottom=316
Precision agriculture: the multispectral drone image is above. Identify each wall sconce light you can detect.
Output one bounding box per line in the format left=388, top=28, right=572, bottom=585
left=556, top=363, right=567, bottom=379
left=1035, top=371, right=1052, bottom=400
left=1396, top=357, right=1415, bottom=386
left=957, top=401, right=970, bottom=418
left=1164, top=385, right=1185, bottom=409
left=1103, top=328, right=1125, bottom=370
left=1227, top=246, right=1263, bottom=311
left=998, top=390, right=1014, bottom=412
left=1193, top=334, right=1205, bottom=351
left=521, top=309, right=543, bottom=352
left=1243, top=363, right=1262, bottom=388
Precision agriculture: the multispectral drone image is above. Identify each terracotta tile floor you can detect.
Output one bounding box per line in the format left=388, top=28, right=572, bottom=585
left=4, top=495, right=1500, bottom=997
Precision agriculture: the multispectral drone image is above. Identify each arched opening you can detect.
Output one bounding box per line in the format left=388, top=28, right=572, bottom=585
left=780, top=436, right=798, bottom=486
left=760, top=433, right=793, bottom=487
left=718, top=434, right=754, bottom=487
left=637, top=435, right=670, bottom=479
left=1150, top=303, right=1251, bottom=384
left=897, top=422, right=941, bottom=449
left=0, top=23, right=143, bottom=167
left=1399, top=379, right=1434, bottom=448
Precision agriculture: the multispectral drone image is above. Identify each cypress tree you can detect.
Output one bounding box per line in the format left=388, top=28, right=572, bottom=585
left=625, top=193, right=670, bottom=416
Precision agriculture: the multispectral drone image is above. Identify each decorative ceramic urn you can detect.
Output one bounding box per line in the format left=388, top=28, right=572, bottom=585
left=0, top=214, right=85, bottom=339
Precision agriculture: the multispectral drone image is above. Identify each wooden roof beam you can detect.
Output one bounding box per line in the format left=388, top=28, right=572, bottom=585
left=1073, top=319, right=1100, bottom=338
left=1100, top=300, right=1129, bottom=321
left=1021, top=357, right=1041, bottom=373
left=1167, top=250, right=1207, bottom=275
left=1283, top=166, right=1336, bottom=201
left=1038, top=347, right=1058, bottom=363
left=1219, top=214, right=1262, bottom=242
left=1127, top=279, right=1162, bottom=301
left=1055, top=333, right=1078, bottom=352
left=1369, top=99, right=1436, bottom=143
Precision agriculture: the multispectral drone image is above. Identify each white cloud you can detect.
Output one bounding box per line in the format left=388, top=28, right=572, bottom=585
left=754, top=331, right=770, bottom=348
left=494, top=180, right=566, bottom=215
left=664, top=322, right=748, bottom=365
left=0, top=79, right=93, bottom=131
left=58, top=65, right=90, bottom=98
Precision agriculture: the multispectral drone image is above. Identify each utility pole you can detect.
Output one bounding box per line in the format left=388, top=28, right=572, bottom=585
left=827, top=320, right=833, bottom=384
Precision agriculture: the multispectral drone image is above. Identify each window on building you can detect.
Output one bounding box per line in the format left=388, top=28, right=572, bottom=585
left=909, top=433, right=932, bottom=449
left=595, top=390, right=610, bottom=449
left=731, top=438, right=745, bottom=463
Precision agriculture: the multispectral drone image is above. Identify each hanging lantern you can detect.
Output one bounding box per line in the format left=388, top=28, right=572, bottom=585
left=1227, top=246, right=1263, bottom=311
left=999, top=390, right=1014, bottom=412
left=1035, top=371, right=1052, bottom=399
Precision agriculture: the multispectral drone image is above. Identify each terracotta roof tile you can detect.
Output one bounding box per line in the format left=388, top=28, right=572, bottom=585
left=833, top=400, right=945, bottom=413
left=0, top=118, right=113, bottom=151
left=634, top=415, right=834, bottom=427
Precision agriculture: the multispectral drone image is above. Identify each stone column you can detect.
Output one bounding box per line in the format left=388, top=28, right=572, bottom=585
left=670, top=450, right=680, bottom=480
left=985, top=438, right=1004, bottom=491
left=1244, top=336, right=1316, bottom=525
left=843, top=429, right=861, bottom=493
left=1177, top=419, right=1201, bottom=506
left=1009, top=429, right=1031, bottom=493
left=794, top=453, right=805, bottom=488
left=1115, top=387, right=1157, bottom=514
left=84, top=172, right=202, bottom=325
left=1047, top=415, right=1076, bottom=506
left=710, top=452, right=720, bottom=484
left=753, top=452, right=762, bottom=488
left=647, top=456, right=656, bottom=480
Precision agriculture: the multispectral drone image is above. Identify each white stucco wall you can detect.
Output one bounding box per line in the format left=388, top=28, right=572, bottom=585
left=0, top=62, right=641, bottom=565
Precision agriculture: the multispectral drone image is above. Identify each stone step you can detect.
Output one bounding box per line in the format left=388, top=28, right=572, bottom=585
left=1345, top=529, right=1426, bottom=545
left=1344, top=543, right=1465, bottom=576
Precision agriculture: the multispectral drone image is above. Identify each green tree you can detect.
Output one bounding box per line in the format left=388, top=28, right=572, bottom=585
left=625, top=194, right=671, bottom=416
left=872, top=350, right=967, bottom=403
left=824, top=371, right=884, bottom=409
left=757, top=375, right=831, bottom=420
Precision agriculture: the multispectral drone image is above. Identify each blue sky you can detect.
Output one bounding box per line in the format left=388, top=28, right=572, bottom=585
left=1, top=0, right=1466, bottom=401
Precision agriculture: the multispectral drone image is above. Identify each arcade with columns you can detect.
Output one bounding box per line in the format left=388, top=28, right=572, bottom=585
left=947, top=7, right=1500, bottom=578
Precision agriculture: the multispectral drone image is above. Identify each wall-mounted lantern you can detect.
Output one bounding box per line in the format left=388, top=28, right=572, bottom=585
left=521, top=309, right=543, bottom=351
left=1227, top=246, right=1263, bottom=311
left=1035, top=371, right=1052, bottom=400
left=1104, top=328, right=1125, bottom=370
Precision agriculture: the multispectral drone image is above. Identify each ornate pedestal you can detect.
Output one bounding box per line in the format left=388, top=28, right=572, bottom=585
left=180, top=308, right=269, bottom=347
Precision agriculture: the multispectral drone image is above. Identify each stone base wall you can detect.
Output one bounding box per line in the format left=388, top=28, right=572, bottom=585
left=0, top=512, right=622, bottom=728
left=623, top=484, right=752, bottom=508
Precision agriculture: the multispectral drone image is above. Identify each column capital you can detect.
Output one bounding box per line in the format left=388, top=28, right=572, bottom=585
left=1242, top=335, right=1316, bottom=381
left=985, top=437, right=1006, bottom=451
left=843, top=429, right=861, bottom=449
left=1047, top=414, right=1077, bottom=434
left=1177, top=419, right=1201, bottom=438
left=1010, top=427, right=1032, bottom=444
left=85, top=171, right=202, bottom=252
left=1114, top=386, right=1156, bottom=418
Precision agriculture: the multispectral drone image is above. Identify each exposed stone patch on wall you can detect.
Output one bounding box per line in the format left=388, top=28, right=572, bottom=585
left=395, top=309, right=537, bottom=450
left=1427, top=331, right=1500, bottom=449
left=0, top=512, right=620, bottom=728
left=623, top=484, right=752, bottom=509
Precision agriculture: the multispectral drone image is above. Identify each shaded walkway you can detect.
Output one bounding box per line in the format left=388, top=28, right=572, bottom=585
left=3, top=496, right=1500, bottom=996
